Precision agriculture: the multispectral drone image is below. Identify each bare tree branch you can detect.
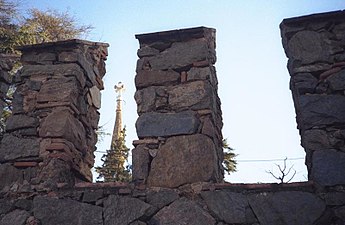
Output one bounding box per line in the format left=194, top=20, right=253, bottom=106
left=266, top=157, right=297, bottom=184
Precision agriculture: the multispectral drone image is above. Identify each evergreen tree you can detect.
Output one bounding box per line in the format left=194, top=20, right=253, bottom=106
left=222, top=139, right=238, bottom=174
left=95, top=127, right=131, bottom=182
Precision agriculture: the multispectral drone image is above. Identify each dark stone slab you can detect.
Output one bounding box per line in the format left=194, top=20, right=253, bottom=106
left=248, top=191, right=325, bottom=225
left=39, top=108, right=86, bottom=151
left=103, top=195, right=152, bottom=225
left=168, top=80, right=214, bottom=111
left=137, top=46, right=160, bottom=58
left=33, top=196, right=103, bottom=225
left=147, top=134, right=218, bottom=188
left=146, top=188, right=179, bottom=210
left=327, top=69, right=345, bottom=91
left=290, top=73, right=318, bottom=95
left=147, top=39, right=213, bottom=70
left=82, top=189, right=104, bottom=203
left=301, top=129, right=330, bottom=151
left=0, top=134, right=39, bottom=162
left=286, top=30, right=333, bottom=64
left=135, top=70, right=180, bottom=89
left=0, top=209, right=30, bottom=225
left=5, top=114, right=38, bottom=132
left=0, top=198, right=13, bottom=215
left=311, top=149, right=345, bottom=186
left=324, top=192, right=345, bottom=205
left=298, top=95, right=345, bottom=129
left=36, top=77, right=79, bottom=105
left=150, top=198, right=215, bottom=225
left=132, top=145, right=150, bottom=182
left=136, top=111, right=200, bottom=138
left=201, top=190, right=251, bottom=224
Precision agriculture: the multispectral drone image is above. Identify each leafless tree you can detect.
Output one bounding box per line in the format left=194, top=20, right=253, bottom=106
left=266, top=157, right=296, bottom=183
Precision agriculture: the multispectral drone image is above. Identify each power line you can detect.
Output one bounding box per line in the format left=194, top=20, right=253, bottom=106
left=94, top=151, right=304, bottom=163
left=237, top=157, right=304, bottom=163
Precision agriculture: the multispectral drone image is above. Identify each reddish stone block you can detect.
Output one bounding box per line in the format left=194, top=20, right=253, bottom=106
left=181, top=71, right=187, bottom=83
left=13, top=161, right=38, bottom=168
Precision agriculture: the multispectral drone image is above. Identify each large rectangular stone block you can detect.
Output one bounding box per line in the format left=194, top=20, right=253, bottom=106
left=135, top=111, right=200, bottom=138
left=298, top=95, right=345, bottom=129
left=311, top=149, right=345, bottom=186
left=147, top=134, right=218, bottom=188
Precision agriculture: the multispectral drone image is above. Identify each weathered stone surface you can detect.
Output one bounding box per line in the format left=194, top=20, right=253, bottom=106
left=327, top=69, right=345, bottom=91
left=136, top=111, right=200, bottom=138
left=135, top=70, right=180, bottom=88
left=132, top=145, right=150, bottom=182
left=248, top=191, right=325, bottom=225
left=37, top=77, right=79, bottom=105
left=188, top=66, right=217, bottom=85
left=287, top=31, right=332, bottom=64
left=33, top=196, right=103, bottom=225
left=311, top=149, right=345, bottom=186
left=147, top=134, right=218, bottom=187
left=335, top=206, right=345, bottom=221
left=39, top=108, right=86, bottom=151
left=89, top=86, right=101, bottom=109
left=150, top=198, right=215, bottom=225
left=290, top=73, right=318, bottom=94
left=298, top=95, right=345, bottom=129
left=5, top=114, right=38, bottom=131
left=201, top=190, right=250, bottom=224
left=137, top=46, right=160, bottom=58
left=0, top=164, right=23, bottom=192
left=0, top=199, right=12, bottom=215
left=146, top=188, right=179, bottom=209
left=0, top=209, right=30, bottom=225
left=20, top=63, right=85, bottom=87
left=324, top=192, right=345, bottom=205
left=0, top=134, right=39, bottom=162
left=103, top=195, right=152, bottom=225
left=135, top=86, right=167, bottom=114
left=301, top=129, right=330, bottom=150
left=168, top=80, right=213, bottom=111
left=82, top=189, right=104, bottom=203
left=148, top=39, right=212, bottom=70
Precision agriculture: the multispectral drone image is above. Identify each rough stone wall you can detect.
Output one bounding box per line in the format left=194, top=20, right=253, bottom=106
left=132, top=27, right=224, bottom=188
left=281, top=10, right=345, bottom=186
left=0, top=54, right=18, bottom=132
left=1, top=12, right=345, bottom=225
left=0, top=40, right=108, bottom=192
left=1, top=182, right=344, bottom=225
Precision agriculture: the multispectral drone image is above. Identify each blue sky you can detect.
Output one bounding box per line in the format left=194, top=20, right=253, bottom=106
left=20, top=0, right=345, bottom=183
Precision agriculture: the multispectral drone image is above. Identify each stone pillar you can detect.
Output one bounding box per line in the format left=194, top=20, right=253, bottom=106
left=281, top=11, right=345, bottom=186
left=132, top=27, right=224, bottom=188
left=0, top=39, right=108, bottom=191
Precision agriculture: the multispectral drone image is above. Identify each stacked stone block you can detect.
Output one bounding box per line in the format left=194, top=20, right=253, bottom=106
left=281, top=10, right=345, bottom=186
left=0, top=39, right=108, bottom=191
left=132, top=27, right=224, bottom=188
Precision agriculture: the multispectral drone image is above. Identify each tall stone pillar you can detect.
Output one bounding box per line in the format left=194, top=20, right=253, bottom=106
left=281, top=11, right=345, bottom=186
left=0, top=39, right=108, bottom=191
left=132, top=27, right=224, bottom=188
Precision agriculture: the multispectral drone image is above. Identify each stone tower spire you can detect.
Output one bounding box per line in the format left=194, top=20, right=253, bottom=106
left=111, top=82, right=125, bottom=149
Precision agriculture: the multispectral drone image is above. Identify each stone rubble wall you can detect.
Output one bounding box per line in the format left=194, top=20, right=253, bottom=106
left=1, top=11, right=345, bottom=225
left=0, top=54, right=18, bottom=135
left=1, top=182, right=344, bottom=225
left=0, top=40, right=109, bottom=192
left=280, top=10, right=345, bottom=186
left=132, top=27, right=224, bottom=188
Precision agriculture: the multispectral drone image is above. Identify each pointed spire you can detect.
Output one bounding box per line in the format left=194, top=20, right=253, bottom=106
left=111, top=82, right=125, bottom=149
